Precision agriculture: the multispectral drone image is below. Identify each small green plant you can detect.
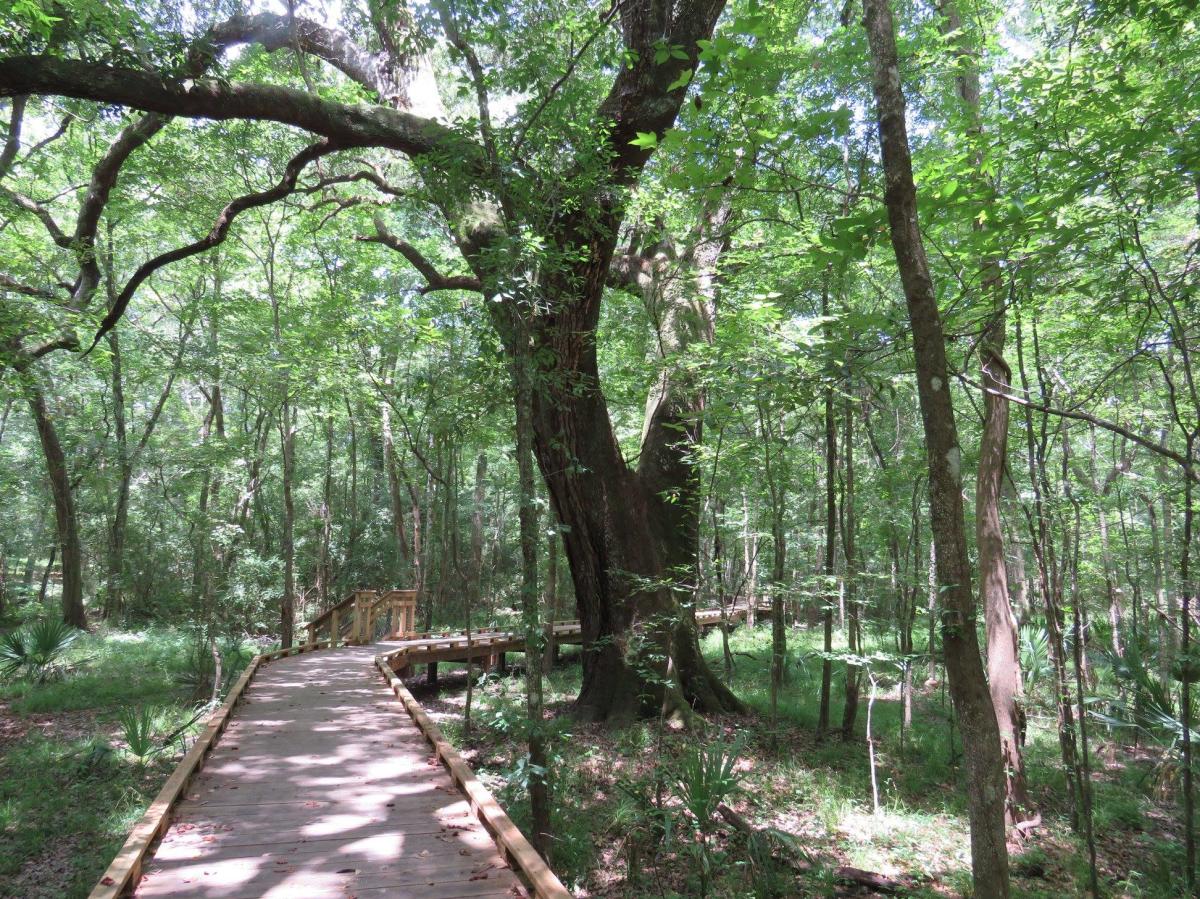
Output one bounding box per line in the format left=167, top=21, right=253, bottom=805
left=612, top=772, right=673, bottom=889
left=0, top=619, right=81, bottom=682
left=117, top=705, right=162, bottom=763
left=675, top=736, right=744, bottom=828
left=1020, top=625, right=1052, bottom=690
left=674, top=737, right=744, bottom=896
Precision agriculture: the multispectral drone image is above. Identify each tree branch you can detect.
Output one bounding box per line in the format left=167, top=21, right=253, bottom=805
left=512, top=0, right=624, bottom=156
left=0, top=272, right=57, bottom=299
left=86, top=139, right=345, bottom=351
left=957, top=372, right=1197, bottom=477
left=199, top=13, right=414, bottom=105
left=433, top=1, right=498, bottom=162
left=0, top=56, right=477, bottom=165
left=360, top=212, right=483, bottom=294
left=70, top=113, right=169, bottom=309
left=0, top=95, right=25, bottom=179
left=0, top=183, right=70, bottom=246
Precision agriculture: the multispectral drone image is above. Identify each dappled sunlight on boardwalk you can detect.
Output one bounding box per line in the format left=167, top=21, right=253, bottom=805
left=134, top=645, right=523, bottom=898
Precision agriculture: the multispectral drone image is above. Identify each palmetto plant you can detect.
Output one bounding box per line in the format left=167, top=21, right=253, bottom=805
left=673, top=737, right=744, bottom=897
left=1094, top=636, right=1200, bottom=795
left=0, top=619, right=81, bottom=682
left=1019, top=625, right=1052, bottom=691
left=675, top=737, right=744, bottom=830
left=117, top=706, right=162, bottom=763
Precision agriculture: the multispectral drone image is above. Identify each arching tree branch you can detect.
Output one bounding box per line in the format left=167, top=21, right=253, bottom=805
left=87, top=139, right=345, bottom=351
left=957, top=372, right=1197, bottom=477
left=359, top=213, right=483, bottom=294
left=0, top=56, right=477, bottom=166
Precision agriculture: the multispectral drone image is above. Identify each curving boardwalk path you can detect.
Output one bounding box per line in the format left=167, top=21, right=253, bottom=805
left=134, top=645, right=523, bottom=898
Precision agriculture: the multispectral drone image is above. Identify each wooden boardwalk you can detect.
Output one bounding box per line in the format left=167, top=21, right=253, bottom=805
left=134, top=645, right=524, bottom=898
left=97, top=601, right=756, bottom=897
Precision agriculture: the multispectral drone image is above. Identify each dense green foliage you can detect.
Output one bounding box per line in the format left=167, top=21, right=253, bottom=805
left=1, top=0, right=1199, bottom=893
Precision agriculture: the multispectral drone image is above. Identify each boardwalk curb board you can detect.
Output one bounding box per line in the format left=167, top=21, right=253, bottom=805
left=374, top=653, right=572, bottom=899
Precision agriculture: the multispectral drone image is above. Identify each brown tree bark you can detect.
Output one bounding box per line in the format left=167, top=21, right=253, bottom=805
left=934, top=0, right=1034, bottom=829
left=106, top=327, right=129, bottom=620
left=512, top=347, right=551, bottom=855
left=1016, top=314, right=1081, bottom=831
left=381, top=356, right=411, bottom=582
left=819, top=345, right=838, bottom=734
left=471, top=451, right=487, bottom=607
left=22, top=376, right=86, bottom=629
left=863, top=0, right=1009, bottom=891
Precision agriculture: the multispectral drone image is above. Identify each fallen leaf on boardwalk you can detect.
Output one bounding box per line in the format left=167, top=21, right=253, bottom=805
left=100, top=877, right=115, bottom=886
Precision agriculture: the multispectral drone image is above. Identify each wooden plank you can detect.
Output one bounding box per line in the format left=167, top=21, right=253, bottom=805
left=110, top=644, right=524, bottom=899
left=89, top=655, right=265, bottom=898
left=374, top=655, right=570, bottom=899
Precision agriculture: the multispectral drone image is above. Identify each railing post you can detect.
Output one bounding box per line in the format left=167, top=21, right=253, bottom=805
left=331, top=607, right=340, bottom=647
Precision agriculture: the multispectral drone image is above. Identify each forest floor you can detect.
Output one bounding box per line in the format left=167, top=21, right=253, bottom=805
left=0, top=628, right=255, bottom=898
left=0, top=622, right=1183, bottom=898
left=418, top=624, right=1186, bottom=898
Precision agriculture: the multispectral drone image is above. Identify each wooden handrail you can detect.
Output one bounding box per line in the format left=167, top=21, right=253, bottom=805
left=304, top=591, right=361, bottom=630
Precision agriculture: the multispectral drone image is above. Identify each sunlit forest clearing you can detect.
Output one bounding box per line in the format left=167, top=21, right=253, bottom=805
left=1, top=0, right=1198, bottom=896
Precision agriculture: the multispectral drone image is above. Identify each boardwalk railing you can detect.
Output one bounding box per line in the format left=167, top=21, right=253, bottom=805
left=375, top=604, right=761, bottom=679
left=304, top=587, right=418, bottom=645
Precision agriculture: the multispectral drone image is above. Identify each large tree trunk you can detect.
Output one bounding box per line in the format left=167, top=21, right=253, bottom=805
left=502, top=209, right=741, bottom=721
left=978, top=330, right=1033, bottom=826
left=863, top=0, right=1009, bottom=892
left=23, top=377, right=86, bottom=629
left=525, top=359, right=691, bottom=721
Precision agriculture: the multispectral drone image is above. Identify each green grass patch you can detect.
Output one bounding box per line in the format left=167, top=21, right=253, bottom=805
left=0, top=627, right=256, bottom=897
